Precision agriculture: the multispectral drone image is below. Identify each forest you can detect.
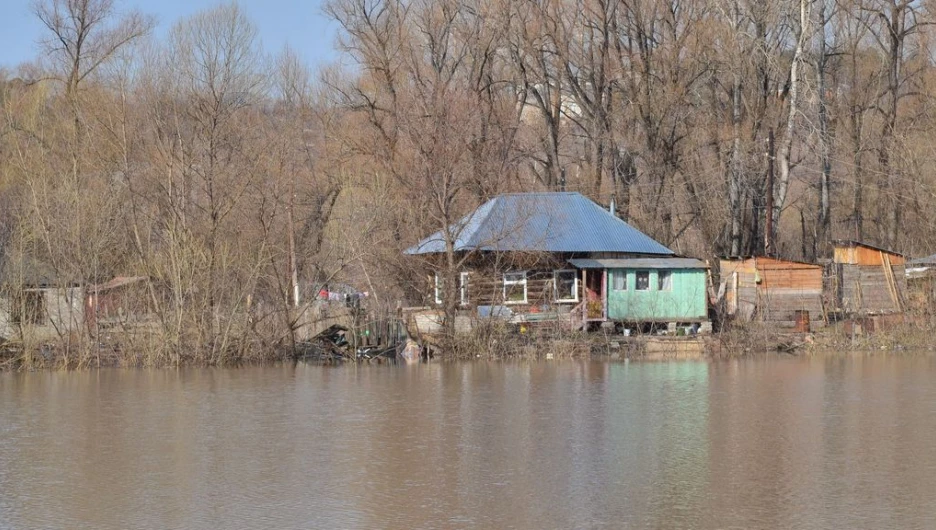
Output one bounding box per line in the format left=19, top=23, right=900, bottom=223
left=2, top=0, right=936, bottom=364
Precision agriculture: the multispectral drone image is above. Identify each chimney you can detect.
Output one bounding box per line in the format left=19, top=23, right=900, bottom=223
left=609, top=193, right=617, bottom=217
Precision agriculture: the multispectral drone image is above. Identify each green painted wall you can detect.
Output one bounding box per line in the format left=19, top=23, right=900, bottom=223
left=607, top=268, right=707, bottom=321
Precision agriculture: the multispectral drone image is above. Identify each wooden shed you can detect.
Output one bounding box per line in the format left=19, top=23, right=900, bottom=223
left=830, top=240, right=906, bottom=315
left=85, top=276, right=159, bottom=328
left=718, top=257, right=825, bottom=328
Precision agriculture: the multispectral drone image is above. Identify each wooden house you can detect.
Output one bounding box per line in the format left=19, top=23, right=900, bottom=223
left=405, top=192, right=709, bottom=330
left=718, top=257, right=825, bottom=328
left=830, top=240, right=906, bottom=315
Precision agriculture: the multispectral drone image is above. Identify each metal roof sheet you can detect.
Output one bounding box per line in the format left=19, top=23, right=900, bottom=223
left=568, top=258, right=708, bottom=269
left=908, top=253, right=936, bottom=266
left=405, top=192, right=674, bottom=255
left=91, top=276, right=149, bottom=292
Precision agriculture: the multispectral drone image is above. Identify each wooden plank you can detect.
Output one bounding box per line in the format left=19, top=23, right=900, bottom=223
left=834, top=246, right=854, bottom=264
left=881, top=253, right=902, bottom=311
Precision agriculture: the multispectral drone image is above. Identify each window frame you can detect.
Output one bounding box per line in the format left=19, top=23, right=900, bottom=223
left=612, top=270, right=627, bottom=291
left=657, top=270, right=673, bottom=291
left=459, top=271, right=470, bottom=307
left=503, top=271, right=528, bottom=305
left=635, top=270, right=651, bottom=291
left=436, top=271, right=471, bottom=306
left=553, top=269, right=579, bottom=303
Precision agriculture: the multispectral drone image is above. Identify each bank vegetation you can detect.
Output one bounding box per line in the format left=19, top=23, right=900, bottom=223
left=4, top=0, right=936, bottom=368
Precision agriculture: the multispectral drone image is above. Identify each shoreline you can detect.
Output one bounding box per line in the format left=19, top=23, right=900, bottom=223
left=3, top=320, right=934, bottom=371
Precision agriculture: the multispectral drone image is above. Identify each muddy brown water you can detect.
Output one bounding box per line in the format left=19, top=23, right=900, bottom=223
left=3, top=356, right=936, bottom=529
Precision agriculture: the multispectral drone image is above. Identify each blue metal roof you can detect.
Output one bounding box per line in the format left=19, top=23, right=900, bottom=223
left=568, top=258, right=707, bottom=269
left=405, top=192, right=674, bottom=255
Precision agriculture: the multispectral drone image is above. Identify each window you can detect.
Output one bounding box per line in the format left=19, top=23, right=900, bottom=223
left=503, top=271, right=528, bottom=304
left=612, top=270, right=627, bottom=291
left=635, top=271, right=650, bottom=291
left=554, top=270, right=578, bottom=303
left=460, top=272, right=470, bottom=306
left=436, top=272, right=470, bottom=306
left=658, top=270, right=673, bottom=291
left=12, top=291, right=45, bottom=325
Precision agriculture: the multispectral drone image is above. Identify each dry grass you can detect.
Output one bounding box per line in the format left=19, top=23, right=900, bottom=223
left=442, top=321, right=591, bottom=361
left=808, top=316, right=936, bottom=355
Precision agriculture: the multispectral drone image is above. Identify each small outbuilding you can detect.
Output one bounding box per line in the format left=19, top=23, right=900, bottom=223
left=0, top=284, right=84, bottom=342
left=906, top=253, right=936, bottom=279
left=0, top=257, right=84, bottom=342
left=718, top=256, right=825, bottom=328
left=85, top=276, right=159, bottom=329
left=902, top=253, right=936, bottom=312
left=830, top=240, right=906, bottom=315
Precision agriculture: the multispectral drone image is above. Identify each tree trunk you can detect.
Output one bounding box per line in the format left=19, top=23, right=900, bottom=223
left=729, top=71, right=743, bottom=256
left=773, top=0, right=811, bottom=250
left=881, top=2, right=903, bottom=247
left=815, top=0, right=832, bottom=259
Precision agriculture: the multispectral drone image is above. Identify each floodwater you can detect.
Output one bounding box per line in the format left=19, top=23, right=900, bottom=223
left=2, top=357, right=936, bottom=529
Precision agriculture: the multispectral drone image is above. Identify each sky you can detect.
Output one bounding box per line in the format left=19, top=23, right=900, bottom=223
left=0, top=0, right=342, bottom=70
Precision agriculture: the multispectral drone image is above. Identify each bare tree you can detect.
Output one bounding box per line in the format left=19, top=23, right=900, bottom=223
left=770, top=0, right=812, bottom=255
left=34, top=0, right=153, bottom=96
left=326, top=0, right=520, bottom=343
left=139, top=2, right=269, bottom=362
left=813, top=0, right=837, bottom=258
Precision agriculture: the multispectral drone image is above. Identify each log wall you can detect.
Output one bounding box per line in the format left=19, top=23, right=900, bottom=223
left=460, top=268, right=583, bottom=311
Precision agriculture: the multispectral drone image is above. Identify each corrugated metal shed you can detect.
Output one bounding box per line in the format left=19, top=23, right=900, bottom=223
left=568, top=258, right=707, bottom=269
left=405, top=192, right=673, bottom=255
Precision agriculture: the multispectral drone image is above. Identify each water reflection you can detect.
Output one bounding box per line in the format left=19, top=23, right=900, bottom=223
left=2, top=357, right=936, bottom=529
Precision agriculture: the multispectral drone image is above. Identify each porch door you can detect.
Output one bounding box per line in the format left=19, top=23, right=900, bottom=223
left=585, top=269, right=605, bottom=320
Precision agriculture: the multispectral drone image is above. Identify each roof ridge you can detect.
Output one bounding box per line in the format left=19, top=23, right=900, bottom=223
left=497, top=191, right=580, bottom=197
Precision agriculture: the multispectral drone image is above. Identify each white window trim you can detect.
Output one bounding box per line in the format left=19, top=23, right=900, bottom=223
left=612, top=270, right=627, bottom=291
left=553, top=269, right=579, bottom=303
left=437, top=271, right=470, bottom=306
left=657, top=270, right=673, bottom=291
left=459, top=272, right=470, bottom=306
left=503, top=271, right=528, bottom=305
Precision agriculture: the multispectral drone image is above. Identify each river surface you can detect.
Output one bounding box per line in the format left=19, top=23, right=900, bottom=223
left=2, top=356, right=936, bottom=529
